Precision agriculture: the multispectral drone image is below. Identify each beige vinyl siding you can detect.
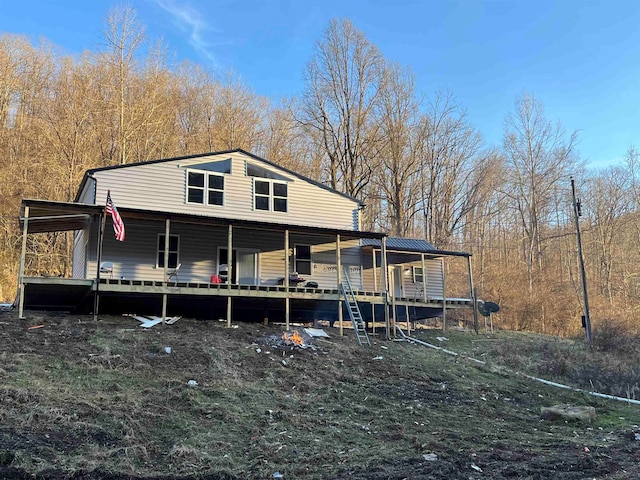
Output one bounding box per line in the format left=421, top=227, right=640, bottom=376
left=252, top=231, right=287, bottom=285
left=257, top=233, right=361, bottom=289
left=72, top=228, right=87, bottom=279
left=89, top=220, right=226, bottom=282
left=300, top=236, right=362, bottom=290
left=361, top=250, right=444, bottom=299
left=84, top=219, right=363, bottom=287
left=92, top=151, right=360, bottom=231
left=402, top=259, right=444, bottom=299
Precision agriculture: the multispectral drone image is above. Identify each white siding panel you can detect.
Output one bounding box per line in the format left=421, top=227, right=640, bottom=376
left=361, top=251, right=444, bottom=299
left=77, top=178, right=95, bottom=204
left=401, top=259, right=444, bottom=299
left=254, top=231, right=287, bottom=285
left=92, top=151, right=360, bottom=231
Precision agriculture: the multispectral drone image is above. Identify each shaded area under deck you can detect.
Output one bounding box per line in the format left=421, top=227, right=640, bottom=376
left=21, top=277, right=472, bottom=324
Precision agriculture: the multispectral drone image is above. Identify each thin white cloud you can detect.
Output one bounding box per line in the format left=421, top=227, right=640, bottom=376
left=153, top=0, right=223, bottom=67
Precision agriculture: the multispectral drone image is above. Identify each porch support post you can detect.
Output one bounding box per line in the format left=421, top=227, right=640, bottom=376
left=17, top=206, right=29, bottom=319
left=442, top=258, right=447, bottom=332
left=371, top=303, right=376, bottom=335
left=380, top=236, right=390, bottom=339
left=336, top=234, right=343, bottom=336
left=372, top=249, right=378, bottom=291
left=391, top=279, right=397, bottom=337
left=406, top=305, right=410, bottom=335
left=162, top=219, right=171, bottom=323
left=227, top=224, right=233, bottom=328
left=284, top=229, right=290, bottom=330
left=163, top=219, right=170, bottom=282
left=467, top=256, right=479, bottom=334
left=421, top=253, right=427, bottom=303
left=93, top=207, right=108, bottom=321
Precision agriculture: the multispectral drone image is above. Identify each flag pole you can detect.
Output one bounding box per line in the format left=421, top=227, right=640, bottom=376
left=93, top=190, right=109, bottom=321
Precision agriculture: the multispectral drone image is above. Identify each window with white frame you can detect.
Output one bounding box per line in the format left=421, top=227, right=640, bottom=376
left=254, top=179, right=287, bottom=212
left=187, top=170, right=224, bottom=206
left=157, top=234, right=179, bottom=269
left=294, top=244, right=312, bottom=275
left=412, top=266, right=424, bottom=283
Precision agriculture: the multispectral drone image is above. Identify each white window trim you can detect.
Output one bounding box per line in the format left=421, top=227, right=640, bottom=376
left=253, top=178, right=288, bottom=213
left=157, top=233, right=180, bottom=269
left=186, top=169, right=225, bottom=206
left=412, top=266, right=424, bottom=284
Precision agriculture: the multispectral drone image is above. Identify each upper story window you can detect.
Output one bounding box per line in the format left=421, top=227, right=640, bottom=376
left=187, top=171, right=224, bottom=206
left=254, top=179, right=288, bottom=212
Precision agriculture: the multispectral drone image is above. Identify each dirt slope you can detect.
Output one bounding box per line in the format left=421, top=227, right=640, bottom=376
left=0, top=310, right=639, bottom=479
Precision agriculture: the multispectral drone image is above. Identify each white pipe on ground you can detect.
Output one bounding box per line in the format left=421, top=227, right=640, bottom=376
left=394, top=326, right=640, bottom=405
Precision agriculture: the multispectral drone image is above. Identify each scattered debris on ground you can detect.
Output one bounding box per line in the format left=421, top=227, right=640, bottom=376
left=0, top=310, right=639, bottom=480
left=540, top=404, right=597, bottom=422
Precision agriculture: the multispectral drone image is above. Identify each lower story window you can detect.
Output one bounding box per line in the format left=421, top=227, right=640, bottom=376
left=295, top=244, right=312, bottom=275
left=413, top=266, right=424, bottom=283
left=158, top=234, right=179, bottom=268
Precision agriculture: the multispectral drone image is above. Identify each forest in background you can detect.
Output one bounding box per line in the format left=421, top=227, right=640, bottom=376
left=2, top=6, right=639, bottom=337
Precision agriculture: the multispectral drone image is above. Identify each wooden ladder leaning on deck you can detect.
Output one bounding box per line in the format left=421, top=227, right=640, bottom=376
left=340, top=267, right=371, bottom=347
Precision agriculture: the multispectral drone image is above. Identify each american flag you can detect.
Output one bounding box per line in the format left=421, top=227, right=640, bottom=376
left=105, top=192, right=125, bottom=241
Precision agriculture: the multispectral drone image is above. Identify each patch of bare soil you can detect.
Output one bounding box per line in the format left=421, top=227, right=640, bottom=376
left=0, top=309, right=639, bottom=479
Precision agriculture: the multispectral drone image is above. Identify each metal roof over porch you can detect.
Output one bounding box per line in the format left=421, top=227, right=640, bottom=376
left=19, top=199, right=386, bottom=240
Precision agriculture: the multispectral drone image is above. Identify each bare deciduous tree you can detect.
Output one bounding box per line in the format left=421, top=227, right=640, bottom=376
left=502, top=92, right=578, bottom=293
left=101, top=5, right=145, bottom=165
left=417, top=90, right=487, bottom=247
left=299, top=18, right=385, bottom=199
left=375, top=62, right=421, bottom=236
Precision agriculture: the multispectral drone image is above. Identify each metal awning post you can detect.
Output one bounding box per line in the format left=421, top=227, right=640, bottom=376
left=467, top=255, right=478, bottom=334
left=93, top=205, right=108, bottom=321
left=284, top=229, right=290, bottom=330
left=336, top=234, right=343, bottom=336
left=227, top=224, right=233, bottom=328
left=442, top=258, right=447, bottom=332
left=17, top=206, right=29, bottom=319
left=381, top=236, right=390, bottom=339
left=421, top=253, right=427, bottom=303
left=372, top=248, right=378, bottom=290
left=162, top=219, right=171, bottom=323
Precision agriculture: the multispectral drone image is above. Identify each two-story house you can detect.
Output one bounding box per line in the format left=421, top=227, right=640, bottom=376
left=17, top=149, right=474, bottom=336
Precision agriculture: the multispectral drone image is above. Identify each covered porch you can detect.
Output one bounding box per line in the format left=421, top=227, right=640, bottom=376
left=17, top=199, right=475, bottom=335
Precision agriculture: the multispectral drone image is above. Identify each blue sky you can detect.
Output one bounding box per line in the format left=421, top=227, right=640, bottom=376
left=1, top=0, right=639, bottom=168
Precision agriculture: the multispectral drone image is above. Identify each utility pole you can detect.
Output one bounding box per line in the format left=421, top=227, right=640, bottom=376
left=570, top=177, right=592, bottom=348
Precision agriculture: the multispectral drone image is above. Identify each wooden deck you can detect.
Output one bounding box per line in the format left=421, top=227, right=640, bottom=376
left=21, top=276, right=473, bottom=316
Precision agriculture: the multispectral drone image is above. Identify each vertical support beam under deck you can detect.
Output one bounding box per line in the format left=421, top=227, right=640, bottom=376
left=227, top=224, right=233, bottom=328
left=18, top=206, right=29, bottom=319
left=406, top=305, right=411, bottom=334
left=371, top=303, right=376, bottom=335
left=336, top=234, right=343, bottom=336
left=284, top=229, right=290, bottom=330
